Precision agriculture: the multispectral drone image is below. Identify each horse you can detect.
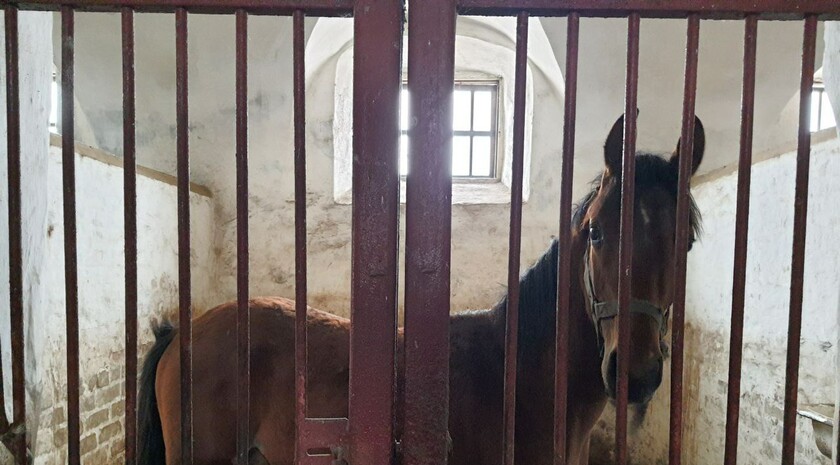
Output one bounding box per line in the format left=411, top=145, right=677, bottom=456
left=137, top=113, right=705, bottom=465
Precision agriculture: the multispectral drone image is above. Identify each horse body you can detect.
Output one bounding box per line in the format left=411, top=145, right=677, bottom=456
left=144, top=240, right=606, bottom=465
left=139, top=113, right=706, bottom=465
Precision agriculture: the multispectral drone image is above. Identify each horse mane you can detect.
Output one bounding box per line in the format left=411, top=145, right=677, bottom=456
left=497, top=153, right=703, bottom=365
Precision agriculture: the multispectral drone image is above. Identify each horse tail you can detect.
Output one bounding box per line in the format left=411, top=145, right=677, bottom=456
left=138, top=321, right=176, bottom=465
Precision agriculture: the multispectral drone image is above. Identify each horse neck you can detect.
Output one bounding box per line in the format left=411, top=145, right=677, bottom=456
left=493, top=235, right=599, bottom=370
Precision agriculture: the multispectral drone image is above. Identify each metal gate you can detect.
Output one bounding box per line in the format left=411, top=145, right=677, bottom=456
left=2, top=1, right=840, bottom=465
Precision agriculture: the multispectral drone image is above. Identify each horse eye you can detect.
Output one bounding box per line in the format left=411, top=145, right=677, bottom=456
left=589, top=224, right=604, bottom=245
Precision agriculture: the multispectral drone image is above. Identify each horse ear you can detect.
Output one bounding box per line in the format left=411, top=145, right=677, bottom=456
left=603, top=114, right=626, bottom=175
left=671, top=116, right=705, bottom=176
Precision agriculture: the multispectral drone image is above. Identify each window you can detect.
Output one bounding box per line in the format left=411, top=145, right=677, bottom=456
left=399, top=81, right=499, bottom=179
left=811, top=82, right=836, bottom=132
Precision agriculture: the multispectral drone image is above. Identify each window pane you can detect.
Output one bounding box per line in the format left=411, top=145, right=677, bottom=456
left=453, top=90, right=472, bottom=131
left=471, top=136, right=492, bottom=177
left=820, top=92, right=836, bottom=130
left=473, top=90, right=493, bottom=131
left=811, top=90, right=821, bottom=131
left=452, top=136, right=471, bottom=176
left=401, top=88, right=409, bottom=131
left=400, top=134, right=409, bottom=176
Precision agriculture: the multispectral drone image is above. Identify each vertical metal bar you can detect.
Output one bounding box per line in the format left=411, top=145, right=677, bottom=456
left=121, top=7, right=138, bottom=465
left=235, top=9, right=250, bottom=465
left=4, top=7, right=26, bottom=465
left=723, top=15, right=757, bottom=465
left=292, top=9, right=308, bottom=465
left=349, top=0, right=402, bottom=463
left=554, top=12, right=578, bottom=465
left=502, top=12, right=528, bottom=465
left=615, top=12, right=640, bottom=465
left=781, top=15, right=818, bottom=465
left=668, top=14, right=700, bottom=465
left=175, top=8, right=193, bottom=465
left=403, top=0, right=455, bottom=461
left=60, top=7, right=81, bottom=465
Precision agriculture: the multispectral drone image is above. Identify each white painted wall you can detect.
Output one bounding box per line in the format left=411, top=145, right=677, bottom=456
left=0, top=10, right=52, bottom=463
left=818, top=22, right=839, bottom=461
left=33, top=144, right=214, bottom=464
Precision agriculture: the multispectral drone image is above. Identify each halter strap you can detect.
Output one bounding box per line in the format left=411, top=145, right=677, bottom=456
left=583, top=246, right=670, bottom=358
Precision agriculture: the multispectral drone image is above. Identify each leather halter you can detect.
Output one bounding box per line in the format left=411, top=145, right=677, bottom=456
left=583, top=245, right=670, bottom=358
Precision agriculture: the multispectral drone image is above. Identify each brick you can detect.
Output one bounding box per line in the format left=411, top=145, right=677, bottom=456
left=81, top=394, right=96, bottom=412
left=85, top=407, right=110, bottom=430
left=99, top=421, right=122, bottom=443
left=80, top=433, right=97, bottom=456
left=109, top=438, right=125, bottom=458
left=110, top=401, right=125, bottom=418
left=95, top=383, right=122, bottom=406
left=51, top=406, right=67, bottom=427
left=84, top=447, right=108, bottom=465
left=53, top=427, right=67, bottom=448
left=95, top=370, right=110, bottom=389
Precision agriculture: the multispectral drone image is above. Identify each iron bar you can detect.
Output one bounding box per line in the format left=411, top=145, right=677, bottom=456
left=402, top=0, right=456, bottom=462
left=553, top=12, right=578, bottom=465
left=780, top=14, right=818, bottom=465
left=121, top=7, right=138, bottom=465
left=175, top=7, right=193, bottom=465
left=293, top=9, right=308, bottom=465
left=347, top=0, right=402, bottom=463
left=235, top=8, right=250, bottom=465
left=723, top=15, right=758, bottom=465
left=3, top=0, right=353, bottom=16
left=454, top=0, right=840, bottom=20
left=668, top=14, right=700, bottom=465
left=60, top=7, right=80, bottom=465
left=502, top=11, right=529, bottom=465
left=4, top=7, right=25, bottom=464
left=615, top=12, right=640, bottom=465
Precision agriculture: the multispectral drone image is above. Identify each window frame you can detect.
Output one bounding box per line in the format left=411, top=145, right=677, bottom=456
left=811, top=80, right=836, bottom=133
left=400, top=79, right=502, bottom=183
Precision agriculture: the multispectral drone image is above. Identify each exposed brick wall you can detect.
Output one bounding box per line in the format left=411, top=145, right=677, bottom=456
left=36, top=351, right=131, bottom=465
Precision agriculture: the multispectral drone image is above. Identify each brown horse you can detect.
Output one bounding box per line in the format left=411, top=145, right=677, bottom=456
left=137, top=114, right=705, bottom=465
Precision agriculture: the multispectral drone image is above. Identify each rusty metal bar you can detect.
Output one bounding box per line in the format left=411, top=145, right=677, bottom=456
left=503, top=11, right=529, bottom=465
left=4, top=7, right=26, bottom=465
left=348, top=0, right=402, bottom=463
left=121, top=7, right=138, bottom=465
left=175, top=7, right=193, bottom=465
left=668, top=14, right=700, bottom=465
left=722, top=15, right=757, bottom=465
left=455, top=0, right=840, bottom=19
left=553, top=12, right=578, bottom=465
left=60, top=7, right=81, bottom=465
left=615, top=12, right=640, bottom=465
left=4, top=0, right=353, bottom=15
left=780, top=15, right=817, bottom=465
left=235, top=9, right=250, bottom=465
left=403, top=0, right=455, bottom=462
left=292, top=9, right=309, bottom=465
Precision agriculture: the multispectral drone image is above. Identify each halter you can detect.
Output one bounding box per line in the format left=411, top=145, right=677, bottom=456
left=583, top=245, right=671, bottom=358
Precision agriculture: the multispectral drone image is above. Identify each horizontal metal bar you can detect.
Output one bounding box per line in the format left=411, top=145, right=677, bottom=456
left=298, top=418, right=348, bottom=451
left=3, top=0, right=353, bottom=15
left=456, top=0, right=840, bottom=19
